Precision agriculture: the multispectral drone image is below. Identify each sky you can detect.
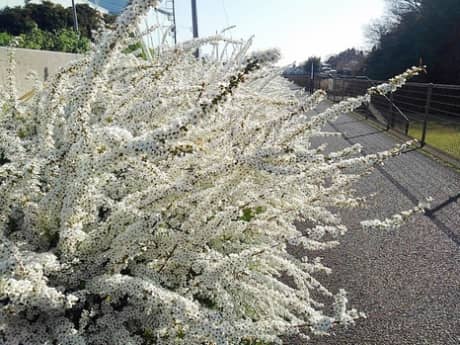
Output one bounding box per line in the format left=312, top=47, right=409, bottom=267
left=1, top=0, right=386, bottom=65
left=172, top=0, right=386, bottom=65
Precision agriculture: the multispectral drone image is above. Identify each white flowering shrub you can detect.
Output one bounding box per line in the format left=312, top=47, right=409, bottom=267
left=0, top=1, right=427, bottom=344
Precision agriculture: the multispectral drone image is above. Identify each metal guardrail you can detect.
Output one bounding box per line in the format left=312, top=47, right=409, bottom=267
left=309, top=77, right=460, bottom=164
left=283, top=74, right=460, bottom=164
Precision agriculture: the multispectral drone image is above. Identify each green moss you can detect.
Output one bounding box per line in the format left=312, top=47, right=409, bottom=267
left=170, top=144, right=194, bottom=156
left=240, top=206, right=265, bottom=222
left=254, top=206, right=265, bottom=214
left=97, top=145, right=107, bottom=154
left=176, top=325, right=185, bottom=339
left=1, top=103, right=9, bottom=113
left=242, top=304, right=259, bottom=322
left=37, top=215, right=60, bottom=248
left=241, top=208, right=253, bottom=222
left=143, top=328, right=157, bottom=344
left=17, top=127, right=27, bottom=139
left=122, top=41, right=152, bottom=60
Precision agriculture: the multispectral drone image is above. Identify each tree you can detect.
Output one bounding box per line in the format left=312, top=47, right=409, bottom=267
left=74, top=3, right=107, bottom=39
left=326, top=49, right=366, bottom=75
left=301, top=56, right=321, bottom=73
left=386, top=0, right=422, bottom=17
left=0, top=6, right=36, bottom=35
left=365, top=18, right=393, bottom=47
left=26, top=1, right=70, bottom=33
left=0, top=2, right=113, bottom=53
left=54, top=28, right=90, bottom=53
left=0, top=1, right=426, bottom=344
left=365, top=0, right=460, bottom=83
left=0, top=2, right=113, bottom=40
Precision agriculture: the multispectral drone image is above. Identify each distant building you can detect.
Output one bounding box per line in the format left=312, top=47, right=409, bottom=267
left=89, top=0, right=128, bottom=14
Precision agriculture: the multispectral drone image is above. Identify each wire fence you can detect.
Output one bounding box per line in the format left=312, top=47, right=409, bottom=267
left=325, top=78, right=460, bottom=163
left=283, top=74, right=460, bottom=165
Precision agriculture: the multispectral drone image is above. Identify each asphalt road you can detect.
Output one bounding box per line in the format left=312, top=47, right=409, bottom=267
left=288, top=103, right=460, bottom=344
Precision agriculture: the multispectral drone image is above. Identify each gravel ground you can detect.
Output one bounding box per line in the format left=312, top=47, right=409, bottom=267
left=288, top=103, right=460, bottom=344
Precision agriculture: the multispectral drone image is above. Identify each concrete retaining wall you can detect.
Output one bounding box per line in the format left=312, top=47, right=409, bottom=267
left=0, top=47, right=80, bottom=96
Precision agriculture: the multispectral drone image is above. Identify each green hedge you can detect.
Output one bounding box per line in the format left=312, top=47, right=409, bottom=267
left=0, top=27, right=90, bottom=53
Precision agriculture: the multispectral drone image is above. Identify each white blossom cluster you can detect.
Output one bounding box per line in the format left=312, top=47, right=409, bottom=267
left=361, top=199, right=432, bottom=231
left=0, top=1, right=426, bottom=343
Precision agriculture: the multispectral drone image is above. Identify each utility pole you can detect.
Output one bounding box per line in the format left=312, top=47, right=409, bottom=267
left=172, top=0, right=177, bottom=45
left=191, top=0, right=199, bottom=57
left=71, top=0, right=79, bottom=32
left=310, top=62, right=314, bottom=94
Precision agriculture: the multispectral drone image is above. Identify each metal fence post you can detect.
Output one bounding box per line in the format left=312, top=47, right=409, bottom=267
left=387, top=92, right=394, bottom=130
left=421, top=83, right=433, bottom=147
left=365, top=80, right=372, bottom=119
left=332, top=78, right=335, bottom=101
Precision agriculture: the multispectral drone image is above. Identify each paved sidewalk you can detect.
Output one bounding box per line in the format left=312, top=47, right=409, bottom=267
left=292, top=103, right=460, bottom=344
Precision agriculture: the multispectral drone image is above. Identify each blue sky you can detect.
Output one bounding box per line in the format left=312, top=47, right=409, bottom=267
left=1, top=0, right=386, bottom=65
left=172, top=0, right=386, bottom=65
